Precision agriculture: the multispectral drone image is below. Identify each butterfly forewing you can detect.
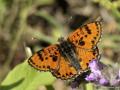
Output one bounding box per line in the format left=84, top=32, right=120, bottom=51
left=28, top=45, right=60, bottom=71
left=68, top=21, right=102, bottom=49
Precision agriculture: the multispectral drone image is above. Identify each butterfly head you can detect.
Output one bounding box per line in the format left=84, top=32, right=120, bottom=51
left=58, top=37, right=65, bottom=43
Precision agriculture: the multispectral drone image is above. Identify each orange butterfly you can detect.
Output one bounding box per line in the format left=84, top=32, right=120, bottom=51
left=28, top=20, right=102, bottom=80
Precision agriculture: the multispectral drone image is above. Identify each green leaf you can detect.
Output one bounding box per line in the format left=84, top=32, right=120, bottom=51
left=1, top=60, right=56, bottom=90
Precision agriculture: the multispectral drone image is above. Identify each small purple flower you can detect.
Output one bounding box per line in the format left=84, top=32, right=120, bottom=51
left=85, top=73, right=96, bottom=81
left=111, top=79, right=120, bottom=86
left=99, top=78, right=109, bottom=86
left=85, top=60, right=120, bottom=87
left=89, top=60, right=104, bottom=71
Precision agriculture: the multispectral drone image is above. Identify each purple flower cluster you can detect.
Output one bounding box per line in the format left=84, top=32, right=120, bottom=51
left=85, top=60, right=120, bottom=87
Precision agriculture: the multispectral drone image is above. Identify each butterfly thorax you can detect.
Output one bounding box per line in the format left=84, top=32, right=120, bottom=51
left=58, top=37, right=81, bottom=71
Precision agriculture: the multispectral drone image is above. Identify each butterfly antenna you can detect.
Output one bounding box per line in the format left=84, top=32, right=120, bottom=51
left=63, top=16, right=73, bottom=25
left=96, top=17, right=104, bottom=22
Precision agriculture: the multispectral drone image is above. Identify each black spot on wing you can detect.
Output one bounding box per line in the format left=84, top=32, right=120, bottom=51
left=80, top=37, right=83, bottom=40
left=75, top=40, right=78, bottom=43
left=79, top=40, right=85, bottom=46
left=86, top=63, right=89, bottom=66
left=91, top=40, right=95, bottom=44
left=45, top=57, right=48, bottom=60
left=89, top=60, right=91, bottom=62
left=84, top=25, right=92, bottom=34
left=94, top=37, right=96, bottom=40
left=85, top=35, right=87, bottom=37
left=77, top=33, right=79, bottom=36
left=36, top=65, right=39, bottom=67
left=47, top=65, right=50, bottom=69
left=57, top=72, right=60, bottom=75
left=37, top=52, right=44, bottom=61
left=50, top=55, right=58, bottom=62
left=54, top=52, right=58, bottom=55
left=70, top=72, right=73, bottom=75
left=66, top=73, right=68, bottom=76
left=43, top=65, right=45, bottom=68
left=62, top=75, right=65, bottom=77
left=93, top=51, right=97, bottom=56
left=53, top=56, right=58, bottom=61
left=39, top=66, right=41, bottom=68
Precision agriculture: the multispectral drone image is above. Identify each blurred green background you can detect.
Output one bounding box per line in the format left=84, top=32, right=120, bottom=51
left=0, top=0, right=120, bottom=90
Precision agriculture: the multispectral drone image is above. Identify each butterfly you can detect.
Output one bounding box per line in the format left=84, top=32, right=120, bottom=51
left=28, top=20, right=102, bottom=80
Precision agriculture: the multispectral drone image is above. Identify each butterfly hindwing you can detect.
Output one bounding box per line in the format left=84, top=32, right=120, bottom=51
left=76, top=47, right=99, bottom=70
left=52, top=56, right=77, bottom=80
